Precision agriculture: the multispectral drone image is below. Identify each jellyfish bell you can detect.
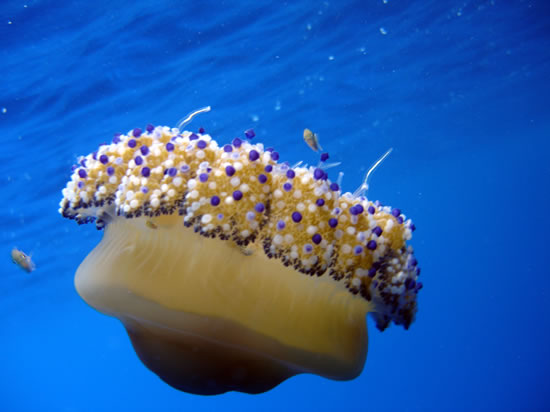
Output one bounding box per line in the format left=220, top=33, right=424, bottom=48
left=60, top=119, right=421, bottom=395
left=75, top=215, right=369, bottom=395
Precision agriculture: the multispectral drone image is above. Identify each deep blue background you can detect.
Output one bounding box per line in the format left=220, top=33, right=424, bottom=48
left=1, top=1, right=549, bottom=411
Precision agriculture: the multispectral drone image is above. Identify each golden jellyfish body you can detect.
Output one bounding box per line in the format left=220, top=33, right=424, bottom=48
left=59, top=117, right=421, bottom=395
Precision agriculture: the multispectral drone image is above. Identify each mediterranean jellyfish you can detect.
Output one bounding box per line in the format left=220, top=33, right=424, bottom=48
left=59, top=117, right=421, bottom=395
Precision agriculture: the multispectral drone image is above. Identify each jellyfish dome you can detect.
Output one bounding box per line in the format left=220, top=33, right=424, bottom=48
left=59, top=120, right=421, bottom=395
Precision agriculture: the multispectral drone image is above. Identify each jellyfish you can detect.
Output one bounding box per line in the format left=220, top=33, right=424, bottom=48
left=59, top=119, right=421, bottom=395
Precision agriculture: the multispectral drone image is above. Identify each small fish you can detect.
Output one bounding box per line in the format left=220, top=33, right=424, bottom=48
left=239, top=246, right=254, bottom=256
left=11, top=248, right=35, bottom=273
left=230, top=241, right=255, bottom=256
left=145, top=220, right=158, bottom=229
left=303, top=128, right=323, bottom=152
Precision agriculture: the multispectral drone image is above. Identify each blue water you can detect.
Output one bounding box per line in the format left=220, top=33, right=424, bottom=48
left=1, top=0, right=549, bottom=410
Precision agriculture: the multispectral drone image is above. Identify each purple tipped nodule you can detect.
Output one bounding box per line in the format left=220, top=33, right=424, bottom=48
left=313, top=168, right=324, bottom=180
left=141, top=167, right=151, bottom=177
left=166, top=142, right=175, bottom=152
left=225, top=165, right=236, bottom=176
left=271, top=152, right=279, bottom=161
left=330, top=182, right=339, bottom=191
left=199, top=173, right=208, bottom=182
left=244, top=129, right=255, bottom=139
left=320, top=152, right=329, bottom=162
left=232, top=190, right=243, bottom=201
left=368, top=205, right=375, bottom=214
left=198, top=127, right=205, bottom=133
left=197, top=140, right=207, bottom=149
left=132, top=128, right=142, bottom=137
left=404, top=278, right=416, bottom=290
left=249, top=150, right=259, bottom=161
left=258, top=174, right=267, bottom=183
left=210, top=195, right=220, bottom=206
left=316, top=198, right=325, bottom=206
left=168, top=167, right=177, bottom=177
left=78, top=169, right=87, bottom=178
left=232, top=137, right=242, bottom=147
left=286, top=169, right=295, bottom=179
left=328, top=217, right=338, bottom=228
left=255, top=202, right=265, bottom=213
left=312, top=233, right=322, bottom=244
left=283, top=182, right=292, bottom=191
left=134, top=156, right=143, bottom=166
left=189, top=133, right=199, bottom=141
left=106, top=166, right=115, bottom=176
left=366, top=240, right=377, bottom=250
left=223, top=144, right=233, bottom=153
left=140, top=145, right=149, bottom=156
left=264, top=165, right=273, bottom=173
left=146, top=124, right=154, bottom=133
left=372, top=226, right=383, bottom=236
left=128, top=139, right=137, bottom=148
left=99, top=154, right=109, bottom=165
left=392, top=208, right=401, bottom=217
left=291, top=211, right=302, bottom=223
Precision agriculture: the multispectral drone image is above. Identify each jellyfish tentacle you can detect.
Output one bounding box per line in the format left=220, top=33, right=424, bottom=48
left=353, top=147, right=393, bottom=198
left=176, top=106, right=211, bottom=130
